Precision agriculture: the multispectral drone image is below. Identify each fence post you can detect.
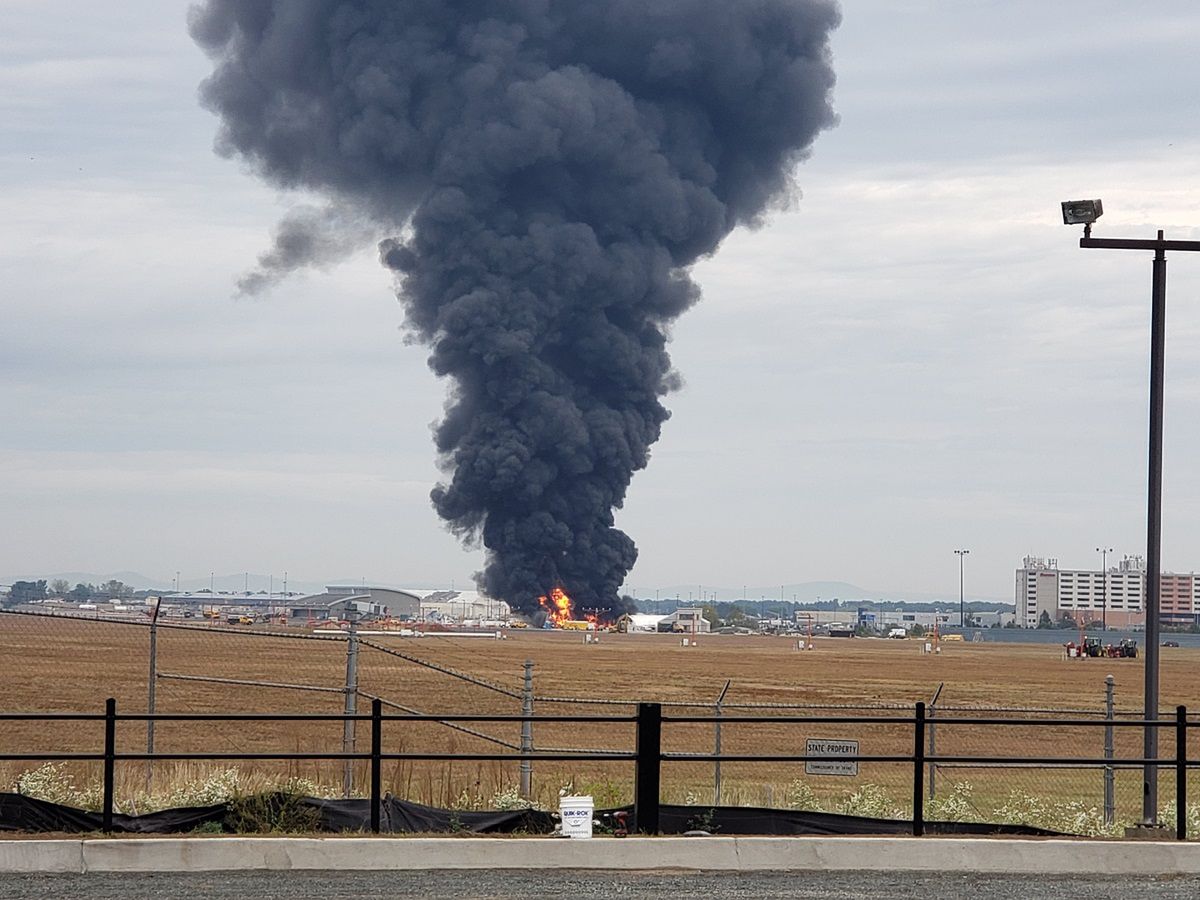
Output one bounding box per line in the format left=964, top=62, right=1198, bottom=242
left=102, top=697, right=116, bottom=833
left=927, top=682, right=943, bottom=800
left=370, top=698, right=382, bottom=834
left=520, top=660, right=534, bottom=800
left=635, top=702, right=662, bottom=835
left=927, top=707, right=936, bottom=801
left=1177, top=705, right=1187, bottom=841
left=146, top=598, right=160, bottom=791
left=912, top=701, right=925, bottom=837
left=1104, top=675, right=1115, bottom=827
left=342, top=608, right=359, bottom=799
left=714, top=679, right=730, bottom=806
left=713, top=701, right=722, bottom=806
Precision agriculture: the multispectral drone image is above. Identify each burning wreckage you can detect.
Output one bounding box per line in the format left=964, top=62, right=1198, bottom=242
left=535, top=587, right=605, bottom=631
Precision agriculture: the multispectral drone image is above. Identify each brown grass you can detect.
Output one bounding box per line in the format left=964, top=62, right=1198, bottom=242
left=0, top=613, right=1191, bottom=819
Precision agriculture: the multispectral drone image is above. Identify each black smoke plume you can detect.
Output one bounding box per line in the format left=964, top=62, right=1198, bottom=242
left=191, top=1, right=840, bottom=618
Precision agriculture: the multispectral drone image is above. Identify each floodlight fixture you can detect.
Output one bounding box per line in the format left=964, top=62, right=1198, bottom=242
left=1068, top=206, right=1200, bottom=828
left=1061, top=199, right=1103, bottom=226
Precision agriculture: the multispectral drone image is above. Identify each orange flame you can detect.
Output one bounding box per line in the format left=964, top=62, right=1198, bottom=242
left=538, top=587, right=574, bottom=626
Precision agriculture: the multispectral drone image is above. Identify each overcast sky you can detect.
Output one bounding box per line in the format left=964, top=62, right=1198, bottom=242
left=5, top=1, right=1200, bottom=601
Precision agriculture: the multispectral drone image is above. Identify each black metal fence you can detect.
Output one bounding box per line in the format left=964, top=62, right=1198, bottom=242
left=0, top=700, right=1192, bottom=838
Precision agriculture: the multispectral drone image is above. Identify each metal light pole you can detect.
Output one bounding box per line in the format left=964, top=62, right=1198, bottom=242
left=954, top=549, right=970, bottom=628
left=1072, top=214, right=1200, bottom=825
left=1096, top=547, right=1112, bottom=630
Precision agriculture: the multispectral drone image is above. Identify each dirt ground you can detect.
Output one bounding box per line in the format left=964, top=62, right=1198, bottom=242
left=0, top=613, right=1191, bottom=817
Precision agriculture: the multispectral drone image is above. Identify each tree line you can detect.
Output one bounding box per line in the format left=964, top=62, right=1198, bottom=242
left=3, top=578, right=137, bottom=605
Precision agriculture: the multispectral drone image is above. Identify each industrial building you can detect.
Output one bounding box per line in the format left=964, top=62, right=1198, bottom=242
left=1011, top=555, right=1200, bottom=628
left=146, top=584, right=509, bottom=624
left=791, top=608, right=1013, bottom=631
left=407, top=589, right=511, bottom=623
left=288, top=585, right=422, bottom=621
left=617, top=608, right=711, bottom=634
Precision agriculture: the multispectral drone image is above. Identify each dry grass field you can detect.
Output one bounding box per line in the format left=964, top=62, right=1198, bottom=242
left=2, top=611, right=1196, bottom=827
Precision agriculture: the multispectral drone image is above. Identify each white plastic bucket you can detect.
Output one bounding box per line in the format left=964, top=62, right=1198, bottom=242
left=559, top=795, right=594, bottom=839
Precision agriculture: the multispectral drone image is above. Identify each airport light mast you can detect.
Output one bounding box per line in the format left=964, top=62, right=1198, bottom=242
left=1064, top=199, right=1200, bottom=826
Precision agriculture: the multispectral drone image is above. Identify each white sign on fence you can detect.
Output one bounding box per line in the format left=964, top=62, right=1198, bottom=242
left=804, top=738, right=859, bottom=776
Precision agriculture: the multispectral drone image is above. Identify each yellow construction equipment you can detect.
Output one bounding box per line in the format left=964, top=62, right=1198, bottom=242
left=560, top=620, right=594, bottom=631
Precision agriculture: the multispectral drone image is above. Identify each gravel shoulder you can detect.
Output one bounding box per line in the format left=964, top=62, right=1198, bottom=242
left=6, top=871, right=1200, bottom=900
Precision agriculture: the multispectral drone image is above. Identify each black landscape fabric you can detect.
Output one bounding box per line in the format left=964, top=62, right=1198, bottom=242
left=0, top=793, right=1059, bottom=837
left=0, top=793, right=226, bottom=834
left=189, top=1, right=841, bottom=618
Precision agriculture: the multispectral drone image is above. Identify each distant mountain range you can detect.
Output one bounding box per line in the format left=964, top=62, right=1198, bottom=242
left=650, top=581, right=1007, bottom=605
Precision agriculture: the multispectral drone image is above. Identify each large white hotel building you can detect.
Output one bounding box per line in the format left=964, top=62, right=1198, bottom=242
left=1015, top=555, right=1200, bottom=628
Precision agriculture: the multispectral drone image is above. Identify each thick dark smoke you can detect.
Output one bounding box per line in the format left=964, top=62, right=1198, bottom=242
left=191, top=1, right=840, bottom=618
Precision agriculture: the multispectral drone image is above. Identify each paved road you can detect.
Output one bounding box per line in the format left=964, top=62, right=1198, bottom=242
left=5, top=871, right=1200, bottom=900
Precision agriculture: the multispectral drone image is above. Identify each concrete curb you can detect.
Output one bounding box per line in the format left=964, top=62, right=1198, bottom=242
left=0, top=840, right=83, bottom=874
left=2, top=836, right=1200, bottom=875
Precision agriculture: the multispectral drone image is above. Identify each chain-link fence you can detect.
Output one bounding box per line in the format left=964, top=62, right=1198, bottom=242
left=1, top=609, right=1193, bottom=834
left=0, top=610, right=533, bottom=810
